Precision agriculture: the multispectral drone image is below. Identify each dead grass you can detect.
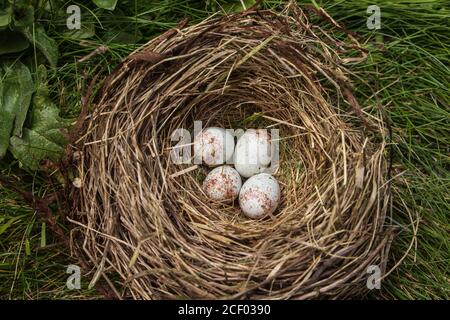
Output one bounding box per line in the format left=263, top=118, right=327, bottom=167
left=67, top=2, right=402, bottom=299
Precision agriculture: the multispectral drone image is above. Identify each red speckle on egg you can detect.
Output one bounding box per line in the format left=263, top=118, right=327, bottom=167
left=202, top=166, right=242, bottom=202
left=239, top=188, right=274, bottom=217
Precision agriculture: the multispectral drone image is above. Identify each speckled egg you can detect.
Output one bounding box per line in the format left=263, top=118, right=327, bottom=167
left=194, top=127, right=235, bottom=167
left=203, top=165, right=242, bottom=202
left=239, top=173, right=280, bottom=219
left=234, top=129, right=271, bottom=178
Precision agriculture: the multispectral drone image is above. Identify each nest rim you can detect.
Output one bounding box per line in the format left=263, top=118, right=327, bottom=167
left=68, top=3, right=394, bottom=300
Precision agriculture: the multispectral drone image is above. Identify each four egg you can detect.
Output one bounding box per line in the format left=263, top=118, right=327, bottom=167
left=197, top=127, right=280, bottom=219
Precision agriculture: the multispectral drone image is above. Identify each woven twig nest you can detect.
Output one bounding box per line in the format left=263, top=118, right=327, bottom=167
left=69, top=3, right=394, bottom=299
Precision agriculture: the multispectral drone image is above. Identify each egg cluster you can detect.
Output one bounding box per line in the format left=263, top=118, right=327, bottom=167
left=195, top=127, right=280, bottom=219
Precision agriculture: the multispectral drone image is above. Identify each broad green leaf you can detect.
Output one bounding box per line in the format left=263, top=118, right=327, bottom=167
left=35, top=63, right=47, bottom=83
left=9, top=127, right=65, bottom=170
left=0, top=6, right=12, bottom=27
left=11, top=4, right=34, bottom=28
left=92, top=0, right=117, bottom=11
left=0, top=61, right=34, bottom=158
left=43, top=0, right=63, bottom=12
left=8, top=65, right=67, bottom=170
left=30, top=90, right=68, bottom=147
left=0, top=29, right=29, bottom=55
left=19, top=25, right=58, bottom=67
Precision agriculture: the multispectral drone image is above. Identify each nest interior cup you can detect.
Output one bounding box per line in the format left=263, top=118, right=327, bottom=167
left=70, top=3, right=393, bottom=299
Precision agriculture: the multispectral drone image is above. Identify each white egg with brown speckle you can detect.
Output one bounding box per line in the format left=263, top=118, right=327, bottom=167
left=194, top=127, right=235, bottom=167
left=239, top=173, right=280, bottom=219
left=234, top=129, right=271, bottom=178
left=203, top=165, right=242, bottom=202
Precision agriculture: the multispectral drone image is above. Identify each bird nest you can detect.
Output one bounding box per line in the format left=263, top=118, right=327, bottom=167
left=68, top=3, right=394, bottom=299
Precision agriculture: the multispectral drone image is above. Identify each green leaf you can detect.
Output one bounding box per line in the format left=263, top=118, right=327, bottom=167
left=0, top=61, right=34, bottom=158
left=0, top=29, right=29, bottom=55
left=40, top=222, right=46, bottom=247
left=0, top=216, right=23, bottom=236
left=0, top=6, right=12, bottom=27
left=58, top=6, right=96, bottom=40
left=8, top=65, right=67, bottom=170
left=25, top=238, right=31, bottom=256
left=63, top=21, right=95, bottom=40
left=223, top=0, right=256, bottom=12
left=9, top=128, right=65, bottom=169
left=104, top=28, right=142, bottom=44
left=92, top=0, right=117, bottom=11
left=11, top=4, right=34, bottom=28
left=30, top=86, right=68, bottom=147
left=19, top=25, right=58, bottom=67
left=310, top=0, right=320, bottom=10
